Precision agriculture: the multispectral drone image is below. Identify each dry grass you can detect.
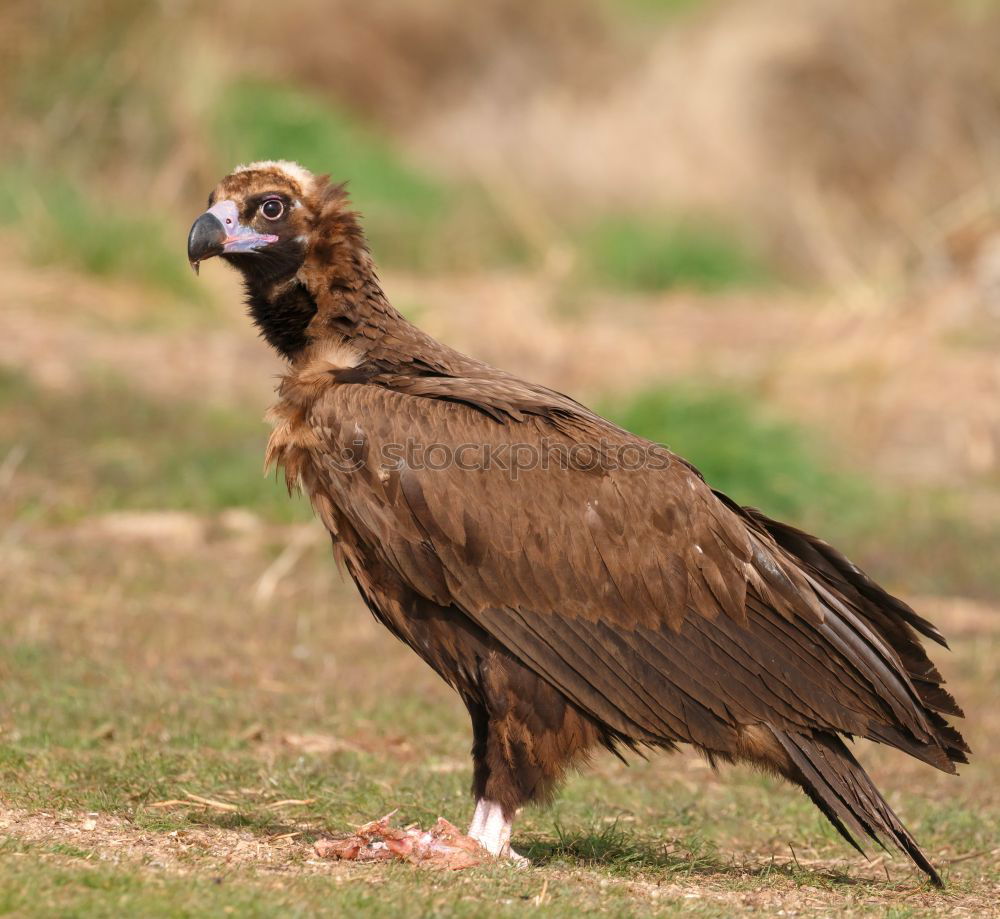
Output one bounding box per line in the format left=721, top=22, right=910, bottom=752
left=410, top=0, right=1000, bottom=287
left=7, top=0, right=1000, bottom=291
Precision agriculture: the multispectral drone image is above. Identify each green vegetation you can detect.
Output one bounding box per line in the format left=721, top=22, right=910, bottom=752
left=1, top=369, right=309, bottom=523
left=578, top=215, right=770, bottom=293
left=213, top=81, right=447, bottom=270
left=601, top=385, right=866, bottom=526
left=3, top=47, right=770, bottom=294
left=0, top=167, right=204, bottom=303
left=608, top=0, right=711, bottom=24
left=600, top=385, right=1000, bottom=598
left=212, top=81, right=529, bottom=273
left=214, top=83, right=444, bottom=220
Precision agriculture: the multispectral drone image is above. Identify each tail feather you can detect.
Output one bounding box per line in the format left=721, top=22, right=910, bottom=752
left=738, top=506, right=970, bottom=768
left=773, top=729, right=943, bottom=887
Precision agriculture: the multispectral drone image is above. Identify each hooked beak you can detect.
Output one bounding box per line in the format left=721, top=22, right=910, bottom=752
left=187, top=200, right=278, bottom=274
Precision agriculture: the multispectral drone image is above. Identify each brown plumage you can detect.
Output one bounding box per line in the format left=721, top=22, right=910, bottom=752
left=187, top=161, right=968, bottom=884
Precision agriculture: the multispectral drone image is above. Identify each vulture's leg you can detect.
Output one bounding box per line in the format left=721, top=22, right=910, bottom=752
left=464, top=652, right=603, bottom=864
left=464, top=696, right=526, bottom=863
left=468, top=799, right=527, bottom=865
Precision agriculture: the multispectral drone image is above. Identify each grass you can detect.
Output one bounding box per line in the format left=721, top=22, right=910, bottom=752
left=0, top=166, right=204, bottom=303
left=213, top=82, right=446, bottom=259
left=5, top=33, right=769, bottom=295
left=577, top=215, right=770, bottom=293
left=0, top=530, right=996, bottom=917
left=600, top=384, right=1000, bottom=598
left=1, top=365, right=998, bottom=915
left=601, top=384, right=867, bottom=526
left=0, top=368, right=309, bottom=524
left=607, top=0, right=711, bottom=23
left=212, top=81, right=529, bottom=273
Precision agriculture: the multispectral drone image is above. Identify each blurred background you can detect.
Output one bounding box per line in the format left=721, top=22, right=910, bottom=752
left=0, top=0, right=998, bottom=911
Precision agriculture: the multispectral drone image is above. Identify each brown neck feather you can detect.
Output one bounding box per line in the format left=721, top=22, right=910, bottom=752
left=298, top=184, right=392, bottom=336
left=296, top=181, right=450, bottom=370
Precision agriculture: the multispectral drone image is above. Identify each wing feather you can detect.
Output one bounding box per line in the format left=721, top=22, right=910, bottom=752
left=306, top=383, right=963, bottom=766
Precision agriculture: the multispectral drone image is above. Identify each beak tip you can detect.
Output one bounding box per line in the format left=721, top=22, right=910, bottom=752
left=187, top=212, right=227, bottom=269
left=190, top=260, right=200, bottom=276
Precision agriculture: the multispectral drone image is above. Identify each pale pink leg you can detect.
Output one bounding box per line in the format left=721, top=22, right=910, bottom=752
left=467, top=799, right=528, bottom=865
left=468, top=798, right=490, bottom=838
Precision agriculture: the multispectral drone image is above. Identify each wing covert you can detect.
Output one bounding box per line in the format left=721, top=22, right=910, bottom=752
left=306, top=383, right=955, bottom=764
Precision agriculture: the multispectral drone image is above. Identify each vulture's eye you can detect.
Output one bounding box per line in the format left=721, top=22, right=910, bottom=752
left=260, top=198, right=284, bottom=221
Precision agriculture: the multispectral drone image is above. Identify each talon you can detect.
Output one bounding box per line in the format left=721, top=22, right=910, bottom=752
left=506, top=847, right=530, bottom=867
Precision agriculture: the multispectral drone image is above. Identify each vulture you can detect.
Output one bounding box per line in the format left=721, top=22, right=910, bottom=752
left=187, top=161, right=968, bottom=884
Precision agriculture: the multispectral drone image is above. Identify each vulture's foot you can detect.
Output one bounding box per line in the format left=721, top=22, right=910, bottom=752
left=502, top=847, right=530, bottom=867
left=468, top=799, right=529, bottom=867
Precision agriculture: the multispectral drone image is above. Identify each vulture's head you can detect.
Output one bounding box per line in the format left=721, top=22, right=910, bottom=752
left=188, top=161, right=376, bottom=358
left=187, top=160, right=318, bottom=282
